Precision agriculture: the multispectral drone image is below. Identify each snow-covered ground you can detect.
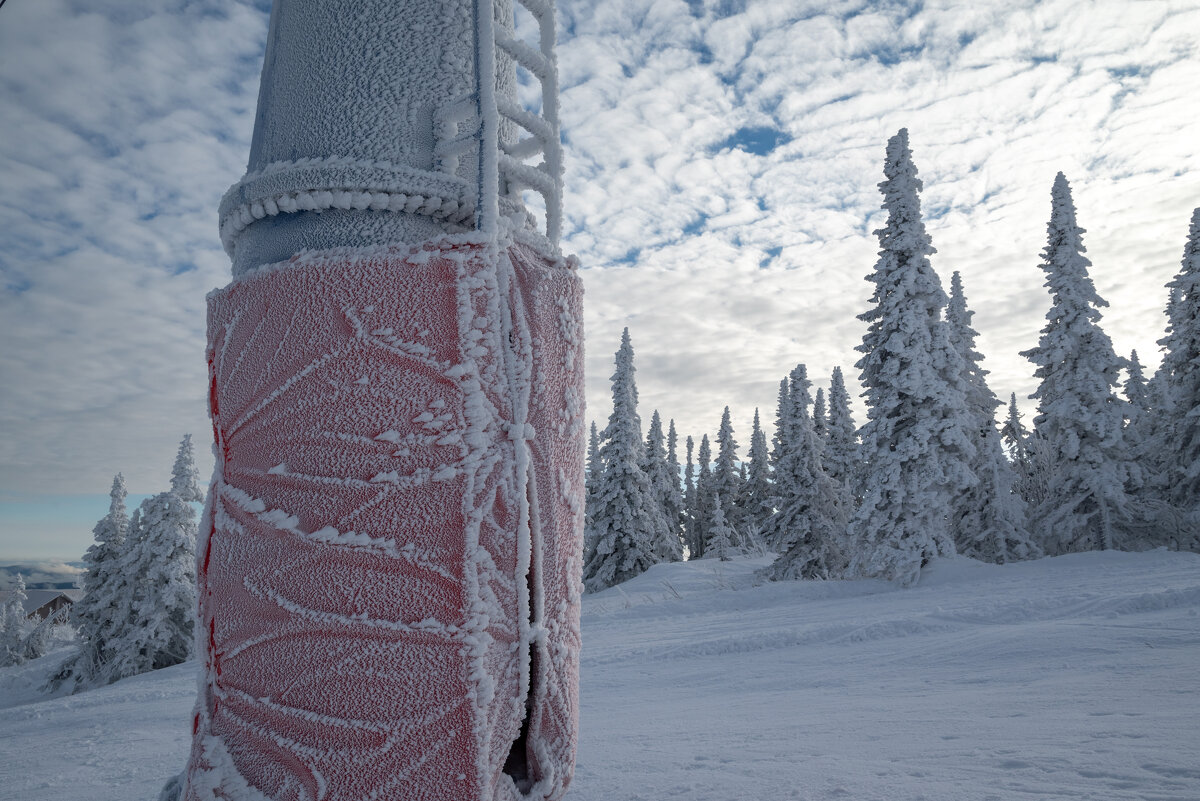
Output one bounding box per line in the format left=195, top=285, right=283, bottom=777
left=2, top=549, right=1198, bottom=800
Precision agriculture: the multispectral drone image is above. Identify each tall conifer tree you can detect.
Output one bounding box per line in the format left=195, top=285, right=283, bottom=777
left=711, top=407, right=741, bottom=531
left=739, top=408, right=775, bottom=538
left=824, top=366, right=858, bottom=497
left=692, top=434, right=714, bottom=559
left=945, top=271, right=1038, bottom=563
left=643, top=411, right=684, bottom=562
left=848, top=129, right=977, bottom=586
left=683, top=435, right=699, bottom=558
left=771, top=377, right=790, bottom=469
left=583, top=421, right=603, bottom=565
left=707, top=495, right=735, bottom=562
left=55, top=474, right=132, bottom=688
left=813, top=388, right=828, bottom=441
left=584, top=329, right=670, bottom=590
left=1020, top=173, right=1136, bottom=554
left=103, top=437, right=200, bottom=681
left=664, top=419, right=685, bottom=550
left=1158, top=208, right=1200, bottom=525
left=1001, top=393, right=1029, bottom=464
left=763, top=365, right=850, bottom=579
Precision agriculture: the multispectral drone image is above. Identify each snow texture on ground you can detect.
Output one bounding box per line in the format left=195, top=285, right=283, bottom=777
left=2, top=549, right=1198, bottom=800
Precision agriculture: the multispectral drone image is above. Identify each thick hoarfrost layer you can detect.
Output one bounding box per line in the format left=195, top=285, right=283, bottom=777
left=185, top=236, right=583, bottom=801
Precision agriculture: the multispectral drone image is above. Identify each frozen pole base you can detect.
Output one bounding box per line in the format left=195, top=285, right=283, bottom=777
left=181, top=1, right=583, bottom=799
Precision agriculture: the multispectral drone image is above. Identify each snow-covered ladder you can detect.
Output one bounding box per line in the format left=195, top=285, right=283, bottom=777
left=468, top=0, right=563, bottom=246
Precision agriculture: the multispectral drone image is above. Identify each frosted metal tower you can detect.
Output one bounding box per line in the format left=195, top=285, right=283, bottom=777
left=180, top=2, right=583, bottom=799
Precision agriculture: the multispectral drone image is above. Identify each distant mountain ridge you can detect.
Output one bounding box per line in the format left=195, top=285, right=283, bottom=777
left=0, top=562, right=84, bottom=590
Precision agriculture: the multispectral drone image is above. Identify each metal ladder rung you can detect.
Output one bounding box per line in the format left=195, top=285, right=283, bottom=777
left=495, top=34, right=552, bottom=82
left=499, top=154, right=555, bottom=196
left=502, top=137, right=545, bottom=159
left=496, top=98, right=554, bottom=143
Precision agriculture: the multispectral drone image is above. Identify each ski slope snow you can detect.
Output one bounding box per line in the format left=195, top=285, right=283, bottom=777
left=2, top=549, right=1198, bottom=800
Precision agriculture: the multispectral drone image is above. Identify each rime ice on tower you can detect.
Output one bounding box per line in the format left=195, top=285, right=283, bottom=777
left=182, top=2, right=583, bottom=800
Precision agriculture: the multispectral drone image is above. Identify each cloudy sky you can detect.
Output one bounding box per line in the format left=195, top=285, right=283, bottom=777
left=1, top=0, right=1197, bottom=562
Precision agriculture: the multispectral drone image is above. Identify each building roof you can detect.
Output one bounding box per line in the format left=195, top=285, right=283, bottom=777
left=0, top=589, right=79, bottom=617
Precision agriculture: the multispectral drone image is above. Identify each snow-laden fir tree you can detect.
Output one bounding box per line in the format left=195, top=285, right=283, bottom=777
left=707, top=494, right=735, bottom=562
left=583, top=421, right=603, bottom=565
left=824, top=366, right=858, bottom=497
left=770, top=377, right=790, bottom=469
left=1158, top=207, right=1200, bottom=523
left=945, top=271, right=1039, bottom=563
left=105, top=437, right=200, bottom=679
left=1001, top=393, right=1047, bottom=509
left=0, top=573, right=31, bottom=667
left=1121, top=350, right=1158, bottom=504
left=848, top=129, right=978, bottom=587
left=583, top=329, right=672, bottom=590
left=1020, top=173, right=1137, bottom=554
left=643, top=411, right=684, bottom=562
left=1001, top=393, right=1030, bottom=465
left=813, top=388, right=828, bottom=441
left=664, top=419, right=686, bottom=548
left=683, top=435, right=698, bottom=558
left=690, top=434, right=715, bottom=559
left=762, top=364, right=850, bottom=580
left=1124, top=351, right=1151, bottom=424
left=711, top=406, right=742, bottom=533
left=738, top=408, right=775, bottom=539
left=1138, top=368, right=1176, bottom=504
left=171, top=433, right=204, bottom=502
left=54, top=473, right=132, bottom=689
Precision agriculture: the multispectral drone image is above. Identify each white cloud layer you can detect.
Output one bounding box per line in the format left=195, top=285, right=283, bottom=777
left=1, top=0, right=1198, bottom=555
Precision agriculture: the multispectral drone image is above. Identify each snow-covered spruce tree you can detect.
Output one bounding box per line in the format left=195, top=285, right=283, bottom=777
left=770, top=377, right=790, bottom=469
left=683, top=435, right=699, bottom=559
left=104, top=438, right=199, bottom=680
left=53, top=473, right=132, bottom=689
left=0, top=573, right=31, bottom=667
left=1138, top=369, right=1176, bottom=505
left=583, top=329, right=672, bottom=590
left=738, top=408, right=775, bottom=539
left=707, top=494, right=735, bottom=562
left=813, top=388, right=828, bottom=441
left=848, top=129, right=978, bottom=587
left=1158, top=207, right=1200, bottom=524
left=824, top=366, right=858, bottom=497
left=762, top=364, right=850, bottom=580
left=664, top=419, right=686, bottom=550
left=945, top=271, right=1038, bottom=563
left=690, top=434, right=715, bottom=559
left=643, top=411, right=684, bottom=562
left=1020, top=173, right=1138, bottom=555
left=171, top=433, right=204, bottom=502
left=1125, top=350, right=1151, bottom=423
left=711, top=406, right=742, bottom=532
left=583, top=421, right=603, bottom=566
left=1121, top=349, right=1161, bottom=505
left=1001, top=393, right=1030, bottom=465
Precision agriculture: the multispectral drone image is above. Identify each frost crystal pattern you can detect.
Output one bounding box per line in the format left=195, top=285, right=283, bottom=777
left=185, top=236, right=583, bottom=800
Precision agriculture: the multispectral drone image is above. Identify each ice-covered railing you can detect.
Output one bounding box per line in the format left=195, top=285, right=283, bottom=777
left=473, top=0, right=564, bottom=246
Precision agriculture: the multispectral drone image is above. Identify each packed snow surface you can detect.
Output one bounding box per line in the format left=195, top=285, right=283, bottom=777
left=2, top=549, right=1199, bottom=800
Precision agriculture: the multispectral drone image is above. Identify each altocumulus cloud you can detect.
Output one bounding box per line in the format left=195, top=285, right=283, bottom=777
left=1, top=0, right=1198, bottom=518
left=558, top=0, right=1200, bottom=448
left=0, top=0, right=268, bottom=497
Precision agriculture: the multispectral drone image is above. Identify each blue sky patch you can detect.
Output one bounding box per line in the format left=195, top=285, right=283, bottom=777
left=717, top=126, right=791, bottom=156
